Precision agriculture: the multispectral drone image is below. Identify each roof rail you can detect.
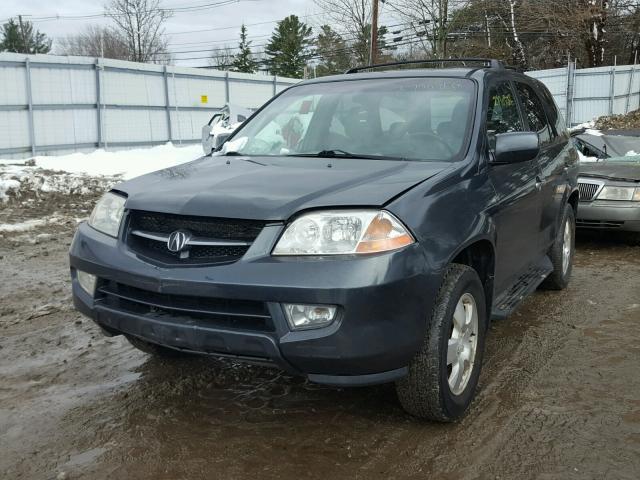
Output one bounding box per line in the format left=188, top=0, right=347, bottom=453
left=345, top=58, right=504, bottom=74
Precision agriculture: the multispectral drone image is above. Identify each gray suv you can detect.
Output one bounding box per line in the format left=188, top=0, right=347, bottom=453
left=69, top=59, right=579, bottom=421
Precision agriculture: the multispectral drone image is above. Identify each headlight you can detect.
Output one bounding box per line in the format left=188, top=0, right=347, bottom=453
left=597, top=186, right=637, bottom=201
left=88, top=192, right=126, bottom=237
left=273, top=210, right=414, bottom=255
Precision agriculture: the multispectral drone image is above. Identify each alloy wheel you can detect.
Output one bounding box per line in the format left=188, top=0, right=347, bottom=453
left=447, top=293, right=479, bottom=395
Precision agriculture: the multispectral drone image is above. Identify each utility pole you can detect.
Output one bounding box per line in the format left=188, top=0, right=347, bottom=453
left=18, top=15, right=29, bottom=54
left=369, top=0, right=380, bottom=65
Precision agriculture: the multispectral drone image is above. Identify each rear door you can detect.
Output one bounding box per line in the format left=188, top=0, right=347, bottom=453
left=514, top=80, right=568, bottom=253
left=486, top=80, right=543, bottom=294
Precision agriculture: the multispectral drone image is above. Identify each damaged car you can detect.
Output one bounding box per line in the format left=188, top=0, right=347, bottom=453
left=574, top=130, right=640, bottom=232
left=69, top=59, right=579, bottom=421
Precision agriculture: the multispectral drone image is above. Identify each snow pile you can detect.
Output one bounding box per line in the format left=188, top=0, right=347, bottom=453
left=0, top=143, right=202, bottom=202
left=0, top=218, right=51, bottom=232
left=0, top=178, right=21, bottom=201
left=576, top=149, right=598, bottom=163
left=569, top=120, right=603, bottom=137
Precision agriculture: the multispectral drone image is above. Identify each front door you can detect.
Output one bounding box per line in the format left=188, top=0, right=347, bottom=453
left=485, top=80, right=543, bottom=295
left=514, top=81, right=571, bottom=253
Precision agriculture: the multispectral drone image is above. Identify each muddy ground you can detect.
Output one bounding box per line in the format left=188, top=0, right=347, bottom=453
left=1, top=193, right=639, bottom=480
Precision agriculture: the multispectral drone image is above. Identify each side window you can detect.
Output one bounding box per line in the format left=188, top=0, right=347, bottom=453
left=515, top=82, right=552, bottom=145
left=486, top=82, right=523, bottom=148
left=539, top=86, right=567, bottom=137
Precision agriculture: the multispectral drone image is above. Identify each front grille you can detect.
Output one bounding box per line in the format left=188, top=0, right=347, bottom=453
left=126, top=210, right=265, bottom=265
left=578, top=182, right=601, bottom=201
left=132, top=211, right=264, bottom=240
left=96, top=281, right=274, bottom=332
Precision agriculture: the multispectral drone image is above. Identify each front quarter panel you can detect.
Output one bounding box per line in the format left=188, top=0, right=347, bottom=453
left=386, top=161, right=497, bottom=276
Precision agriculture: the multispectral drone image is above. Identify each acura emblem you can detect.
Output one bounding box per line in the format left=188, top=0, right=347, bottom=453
left=167, top=230, right=191, bottom=252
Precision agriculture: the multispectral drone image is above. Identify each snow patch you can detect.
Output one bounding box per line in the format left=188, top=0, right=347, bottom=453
left=0, top=143, right=201, bottom=202
left=31, top=143, right=202, bottom=180
left=0, top=218, right=51, bottom=232
left=0, top=179, right=21, bottom=201
left=577, top=149, right=598, bottom=163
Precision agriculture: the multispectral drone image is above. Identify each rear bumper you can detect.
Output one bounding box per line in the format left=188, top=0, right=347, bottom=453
left=70, top=222, right=441, bottom=386
left=577, top=201, right=640, bottom=232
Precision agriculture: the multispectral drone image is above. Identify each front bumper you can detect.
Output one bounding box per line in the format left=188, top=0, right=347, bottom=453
left=577, top=200, right=640, bottom=232
left=70, top=222, right=441, bottom=386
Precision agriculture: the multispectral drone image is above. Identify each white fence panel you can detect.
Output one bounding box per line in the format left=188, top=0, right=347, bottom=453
left=529, top=62, right=640, bottom=126
left=0, top=52, right=298, bottom=158
left=2, top=52, right=640, bottom=158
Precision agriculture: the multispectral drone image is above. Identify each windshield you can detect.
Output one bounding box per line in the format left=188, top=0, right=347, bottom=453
left=220, top=77, right=476, bottom=162
left=577, top=133, right=640, bottom=161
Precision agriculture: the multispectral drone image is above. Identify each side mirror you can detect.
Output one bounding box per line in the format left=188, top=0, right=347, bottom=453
left=491, top=132, right=540, bottom=164
left=214, top=133, right=232, bottom=151
left=201, top=123, right=215, bottom=155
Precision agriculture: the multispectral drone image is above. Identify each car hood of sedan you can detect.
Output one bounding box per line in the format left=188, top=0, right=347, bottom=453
left=579, top=159, right=640, bottom=182
left=117, top=155, right=451, bottom=220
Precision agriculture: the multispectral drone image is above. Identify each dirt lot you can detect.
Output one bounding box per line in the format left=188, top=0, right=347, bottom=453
left=1, top=193, right=639, bottom=480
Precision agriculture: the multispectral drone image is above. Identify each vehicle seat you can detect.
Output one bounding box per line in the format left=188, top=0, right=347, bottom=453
left=436, top=100, right=469, bottom=152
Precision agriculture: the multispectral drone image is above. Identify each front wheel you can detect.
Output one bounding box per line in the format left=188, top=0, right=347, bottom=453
left=396, top=264, right=487, bottom=422
left=541, top=204, right=575, bottom=290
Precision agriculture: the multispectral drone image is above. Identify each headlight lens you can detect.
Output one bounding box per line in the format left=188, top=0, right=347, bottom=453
left=273, top=210, right=414, bottom=255
left=597, top=186, right=636, bottom=201
left=88, top=192, right=126, bottom=237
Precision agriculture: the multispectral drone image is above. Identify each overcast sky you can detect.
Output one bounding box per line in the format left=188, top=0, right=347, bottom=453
left=0, top=0, right=396, bottom=67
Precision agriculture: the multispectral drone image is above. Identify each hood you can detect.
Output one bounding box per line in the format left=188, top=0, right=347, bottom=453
left=579, top=161, right=640, bottom=183
left=118, top=155, right=450, bottom=220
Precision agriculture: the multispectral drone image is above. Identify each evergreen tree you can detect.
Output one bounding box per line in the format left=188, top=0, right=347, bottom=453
left=265, top=15, right=313, bottom=78
left=0, top=18, right=51, bottom=54
left=315, top=25, right=351, bottom=76
left=232, top=24, right=258, bottom=73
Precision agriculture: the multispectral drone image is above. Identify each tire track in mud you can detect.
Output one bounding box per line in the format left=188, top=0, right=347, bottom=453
left=1, top=223, right=639, bottom=480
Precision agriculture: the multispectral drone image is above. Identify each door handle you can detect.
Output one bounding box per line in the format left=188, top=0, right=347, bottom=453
left=535, top=176, right=543, bottom=191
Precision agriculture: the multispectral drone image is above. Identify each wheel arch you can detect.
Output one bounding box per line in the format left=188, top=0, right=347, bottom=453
left=448, top=236, right=496, bottom=322
left=567, top=187, right=579, bottom=215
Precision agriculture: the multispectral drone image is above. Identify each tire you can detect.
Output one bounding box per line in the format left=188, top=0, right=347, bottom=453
left=396, top=264, right=487, bottom=422
left=125, top=335, right=191, bottom=358
left=541, top=204, right=575, bottom=290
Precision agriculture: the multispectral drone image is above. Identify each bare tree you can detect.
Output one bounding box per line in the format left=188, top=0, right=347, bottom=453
left=577, top=0, right=609, bottom=67
left=314, top=0, right=371, bottom=63
left=106, top=0, right=171, bottom=63
left=208, top=45, right=235, bottom=70
left=56, top=25, right=130, bottom=60
left=387, top=0, right=472, bottom=58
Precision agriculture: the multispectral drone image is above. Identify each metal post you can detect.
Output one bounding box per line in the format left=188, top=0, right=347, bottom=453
left=565, top=58, right=575, bottom=128
left=609, top=56, right=617, bottom=116
left=163, top=66, right=173, bottom=142
left=272, top=76, right=277, bottom=97
left=95, top=59, right=102, bottom=148
left=24, top=58, right=36, bottom=156
left=225, top=71, right=230, bottom=104
left=625, top=52, right=637, bottom=114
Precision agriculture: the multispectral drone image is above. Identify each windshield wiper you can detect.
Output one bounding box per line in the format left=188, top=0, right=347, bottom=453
left=287, top=150, right=408, bottom=161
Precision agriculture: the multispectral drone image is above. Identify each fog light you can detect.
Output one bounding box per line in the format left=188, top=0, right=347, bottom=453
left=77, top=270, right=97, bottom=296
left=283, top=304, right=337, bottom=330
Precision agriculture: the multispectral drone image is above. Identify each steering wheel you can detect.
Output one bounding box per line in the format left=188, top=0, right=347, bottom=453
left=402, top=131, right=456, bottom=159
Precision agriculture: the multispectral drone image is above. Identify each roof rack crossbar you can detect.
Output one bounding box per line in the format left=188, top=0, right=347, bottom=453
left=345, top=58, right=504, bottom=74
